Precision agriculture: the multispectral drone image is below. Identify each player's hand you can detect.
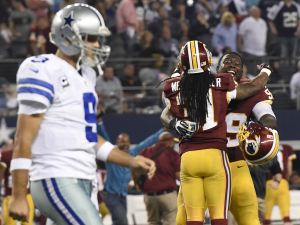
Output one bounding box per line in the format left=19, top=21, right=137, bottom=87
left=169, top=118, right=198, bottom=140
left=244, top=120, right=263, bottom=128
left=130, top=155, right=156, bottom=180
left=269, top=180, right=279, bottom=190
left=257, top=63, right=273, bottom=75
left=8, top=196, right=29, bottom=222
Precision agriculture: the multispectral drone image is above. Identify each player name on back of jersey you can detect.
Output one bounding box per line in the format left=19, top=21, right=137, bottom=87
left=171, top=77, right=222, bottom=92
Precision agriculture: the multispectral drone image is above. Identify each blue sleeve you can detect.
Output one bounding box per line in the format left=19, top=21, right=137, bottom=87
left=212, top=25, right=222, bottom=50
left=129, top=128, right=164, bottom=156
left=97, top=122, right=111, bottom=142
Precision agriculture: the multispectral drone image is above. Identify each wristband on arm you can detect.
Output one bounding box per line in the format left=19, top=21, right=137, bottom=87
left=96, top=141, right=115, bottom=161
left=10, top=158, right=32, bottom=172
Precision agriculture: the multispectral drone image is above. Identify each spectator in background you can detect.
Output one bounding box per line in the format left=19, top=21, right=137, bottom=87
left=212, top=11, right=237, bottom=53
left=29, top=16, right=56, bottom=55
left=238, top=6, right=267, bottom=75
left=258, top=0, right=278, bottom=21
left=159, top=26, right=180, bottom=57
left=25, top=0, right=54, bottom=18
left=0, top=0, right=10, bottom=25
left=248, top=159, right=282, bottom=223
left=0, top=22, right=13, bottom=58
left=148, top=6, right=180, bottom=40
left=59, top=0, right=78, bottom=9
left=188, top=11, right=210, bottom=40
left=9, top=0, right=35, bottom=58
left=223, top=0, right=248, bottom=23
left=268, top=0, right=300, bottom=65
left=132, top=30, right=153, bottom=57
left=120, top=63, right=146, bottom=112
left=96, top=66, right=123, bottom=114
left=0, top=77, right=13, bottom=108
left=144, top=0, right=161, bottom=25
left=115, top=0, right=139, bottom=52
left=0, top=22, right=12, bottom=45
left=138, top=38, right=167, bottom=69
left=195, top=0, right=213, bottom=21
left=264, top=144, right=297, bottom=225
left=138, top=132, right=180, bottom=225
left=169, top=1, right=186, bottom=23
left=209, top=0, right=224, bottom=16
left=290, top=60, right=300, bottom=102
left=102, top=128, right=164, bottom=225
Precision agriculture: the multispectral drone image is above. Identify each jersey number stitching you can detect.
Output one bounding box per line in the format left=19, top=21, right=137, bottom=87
left=226, top=113, right=247, bottom=147
left=83, top=93, right=97, bottom=142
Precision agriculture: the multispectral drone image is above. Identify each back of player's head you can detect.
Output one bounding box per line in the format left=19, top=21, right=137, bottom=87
left=178, top=41, right=212, bottom=75
left=178, top=41, right=215, bottom=128
left=50, top=3, right=111, bottom=68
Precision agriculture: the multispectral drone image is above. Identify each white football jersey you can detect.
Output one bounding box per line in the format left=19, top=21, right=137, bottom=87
left=17, top=54, right=98, bottom=181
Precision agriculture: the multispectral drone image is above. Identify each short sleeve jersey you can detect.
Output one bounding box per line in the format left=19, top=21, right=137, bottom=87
left=139, top=142, right=181, bottom=193
left=17, top=54, right=98, bottom=181
left=269, top=144, right=297, bottom=180
left=0, top=149, right=13, bottom=196
left=163, top=73, right=236, bottom=155
left=226, top=78, right=274, bottom=162
left=267, top=1, right=300, bottom=37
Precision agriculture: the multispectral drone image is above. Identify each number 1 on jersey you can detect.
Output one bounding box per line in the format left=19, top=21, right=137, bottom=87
left=83, top=93, right=97, bottom=142
left=203, top=89, right=217, bottom=130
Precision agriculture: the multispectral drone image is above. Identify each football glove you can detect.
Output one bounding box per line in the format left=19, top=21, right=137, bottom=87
left=257, top=63, right=273, bottom=76
left=169, top=118, right=198, bottom=140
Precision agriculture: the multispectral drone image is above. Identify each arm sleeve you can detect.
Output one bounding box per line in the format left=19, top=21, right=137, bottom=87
left=267, top=3, right=281, bottom=21
left=227, top=89, right=237, bottom=103
left=252, top=102, right=276, bottom=121
left=130, top=128, right=164, bottom=156
left=97, top=122, right=111, bottom=142
left=18, top=101, right=47, bottom=115
left=287, top=145, right=297, bottom=160
left=17, top=57, right=54, bottom=109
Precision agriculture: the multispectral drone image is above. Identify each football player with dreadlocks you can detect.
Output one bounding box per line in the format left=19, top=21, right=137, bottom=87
left=162, top=41, right=273, bottom=225
left=9, top=4, right=156, bottom=225
left=162, top=50, right=278, bottom=225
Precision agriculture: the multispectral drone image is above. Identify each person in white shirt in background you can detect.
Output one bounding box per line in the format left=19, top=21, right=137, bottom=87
left=238, top=6, right=267, bottom=76
left=290, top=60, right=300, bottom=108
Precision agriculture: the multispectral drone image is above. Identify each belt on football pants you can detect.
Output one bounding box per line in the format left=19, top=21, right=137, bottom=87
left=146, top=190, right=174, bottom=196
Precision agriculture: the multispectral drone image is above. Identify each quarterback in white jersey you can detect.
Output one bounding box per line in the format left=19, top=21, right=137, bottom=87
left=9, top=4, right=156, bottom=225
left=17, top=54, right=99, bottom=181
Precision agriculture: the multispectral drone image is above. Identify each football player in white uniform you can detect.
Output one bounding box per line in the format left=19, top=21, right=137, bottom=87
left=8, top=4, right=155, bottom=225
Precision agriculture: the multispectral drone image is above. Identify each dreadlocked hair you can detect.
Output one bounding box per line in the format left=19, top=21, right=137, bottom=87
left=179, top=71, right=215, bottom=128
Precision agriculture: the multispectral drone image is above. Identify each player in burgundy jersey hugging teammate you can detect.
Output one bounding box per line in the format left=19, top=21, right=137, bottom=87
left=161, top=41, right=273, bottom=225
left=162, top=50, right=278, bottom=225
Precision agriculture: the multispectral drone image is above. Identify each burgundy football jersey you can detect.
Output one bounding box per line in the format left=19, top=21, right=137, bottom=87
left=0, top=148, right=13, bottom=196
left=269, top=144, right=297, bottom=180
left=226, top=78, right=274, bottom=162
left=163, top=73, right=236, bottom=155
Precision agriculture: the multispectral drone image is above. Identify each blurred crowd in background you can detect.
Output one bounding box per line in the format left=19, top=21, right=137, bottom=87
left=1, top=0, right=300, bottom=113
